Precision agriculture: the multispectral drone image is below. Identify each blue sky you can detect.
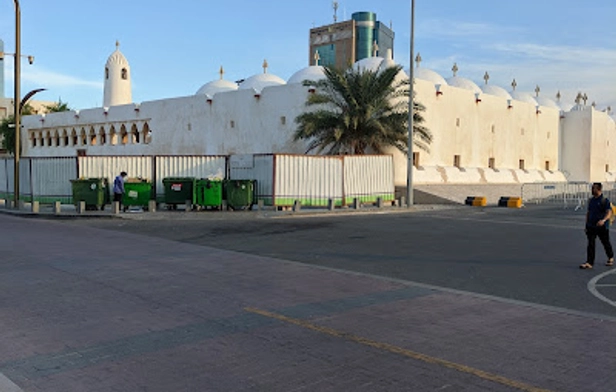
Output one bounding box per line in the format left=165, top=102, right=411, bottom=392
left=1, top=0, right=614, bottom=112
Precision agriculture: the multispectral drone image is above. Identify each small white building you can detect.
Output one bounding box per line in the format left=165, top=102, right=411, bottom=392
left=20, top=44, right=616, bottom=184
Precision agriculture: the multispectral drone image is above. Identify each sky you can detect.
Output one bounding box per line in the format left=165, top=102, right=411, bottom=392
left=0, top=0, right=614, bottom=112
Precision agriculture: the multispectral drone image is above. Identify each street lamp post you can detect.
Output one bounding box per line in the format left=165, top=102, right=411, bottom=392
left=13, top=0, right=21, bottom=208
left=406, top=0, right=415, bottom=207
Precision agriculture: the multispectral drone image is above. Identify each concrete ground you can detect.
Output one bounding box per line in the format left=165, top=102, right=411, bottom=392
left=1, top=205, right=615, bottom=391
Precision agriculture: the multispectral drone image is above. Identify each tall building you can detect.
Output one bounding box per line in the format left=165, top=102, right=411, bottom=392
left=309, top=11, right=394, bottom=68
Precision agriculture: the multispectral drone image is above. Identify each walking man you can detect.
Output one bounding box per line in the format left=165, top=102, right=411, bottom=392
left=580, top=182, right=615, bottom=269
left=113, top=171, right=127, bottom=211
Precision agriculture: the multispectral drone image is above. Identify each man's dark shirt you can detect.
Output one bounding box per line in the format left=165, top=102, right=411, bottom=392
left=587, top=195, right=611, bottom=228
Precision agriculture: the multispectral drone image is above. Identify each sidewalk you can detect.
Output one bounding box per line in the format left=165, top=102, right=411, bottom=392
left=0, top=213, right=614, bottom=391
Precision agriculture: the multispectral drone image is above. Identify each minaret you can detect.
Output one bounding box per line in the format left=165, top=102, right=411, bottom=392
left=103, top=41, right=132, bottom=107
left=0, top=38, right=5, bottom=99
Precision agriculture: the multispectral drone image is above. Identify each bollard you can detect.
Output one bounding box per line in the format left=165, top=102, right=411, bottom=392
left=148, top=200, right=157, bottom=213
left=328, top=198, right=335, bottom=211
left=31, top=201, right=39, bottom=214
left=400, top=197, right=406, bottom=208
left=185, top=200, right=192, bottom=212
left=376, top=197, right=383, bottom=209
left=112, top=201, right=120, bottom=214
left=54, top=201, right=61, bottom=214
left=222, top=200, right=228, bottom=211
left=293, top=200, right=301, bottom=212
left=257, top=199, right=264, bottom=211
left=2, top=199, right=9, bottom=209
left=78, top=201, right=86, bottom=214
left=18, top=200, right=25, bottom=210
left=353, top=198, right=360, bottom=210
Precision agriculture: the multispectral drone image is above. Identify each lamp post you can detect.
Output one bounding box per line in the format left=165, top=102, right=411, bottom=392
left=406, top=0, right=415, bottom=207
left=13, top=0, right=21, bottom=208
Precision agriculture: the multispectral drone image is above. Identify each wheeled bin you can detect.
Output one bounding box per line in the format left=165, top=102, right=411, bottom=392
left=196, top=179, right=223, bottom=209
left=70, top=178, right=110, bottom=211
left=162, top=177, right=197, bottom=210
left=123, top=179, right=153, bottom=211
left=224, top=180, right=255, bottom=210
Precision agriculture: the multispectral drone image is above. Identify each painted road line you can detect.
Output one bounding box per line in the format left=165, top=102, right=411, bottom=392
left=245, top=307, right=553, bottom=392
left=595, top=284, right=616, bottom=287
left=588, top=269, right=616, bottom=308
left=0, top=373, right=24, bottom=392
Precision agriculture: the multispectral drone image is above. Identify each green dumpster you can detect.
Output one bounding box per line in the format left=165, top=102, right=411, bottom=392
left=224, top=180, right=255, bottom=210
left=162, top=177, right=196, bottom=209
left=196, top=179, right=223, bottom=209
left=123, top=179, right=153, bottom=210
left=70, top=178, right=110, bottom=211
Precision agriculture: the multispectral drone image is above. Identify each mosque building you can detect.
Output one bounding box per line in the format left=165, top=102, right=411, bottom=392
left=17, top=39, right=616, bottom=185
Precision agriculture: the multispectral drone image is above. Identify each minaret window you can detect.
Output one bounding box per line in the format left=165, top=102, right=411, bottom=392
left=121, top=68, right=128, bottom=80
left=105, top=67, right=109, bottom=79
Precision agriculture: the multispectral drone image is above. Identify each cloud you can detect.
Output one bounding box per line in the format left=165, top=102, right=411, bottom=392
left=4, top=64, right=102, bottom=89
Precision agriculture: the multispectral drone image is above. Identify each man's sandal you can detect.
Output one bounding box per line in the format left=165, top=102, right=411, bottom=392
left=580, top=263, right=593, bottom=269
left=606, top=259, right=614, bottom=267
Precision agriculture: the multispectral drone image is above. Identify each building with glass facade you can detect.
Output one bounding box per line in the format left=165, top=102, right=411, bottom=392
left=309, top=12, right=394, bottom=68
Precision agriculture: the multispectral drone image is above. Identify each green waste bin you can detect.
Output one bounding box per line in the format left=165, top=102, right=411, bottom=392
left=196, top=179, right=223, bottom=209
left=70, top=178, right=110, bottom=211
left=123, top=179, right=153, bottom=210
left=224, top=180, right=255, bottom=210
left=162, top=177, right=196, bottom=209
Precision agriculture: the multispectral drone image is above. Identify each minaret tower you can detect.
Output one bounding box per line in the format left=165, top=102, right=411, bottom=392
left=103, top=41, right=132, bottom=107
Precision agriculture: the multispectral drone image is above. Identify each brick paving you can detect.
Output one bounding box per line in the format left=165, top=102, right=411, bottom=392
left=0, top=213, right=615, bottom=391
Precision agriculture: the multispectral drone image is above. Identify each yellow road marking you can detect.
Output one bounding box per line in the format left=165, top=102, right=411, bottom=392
left=245, top=307, right=553, bottom=392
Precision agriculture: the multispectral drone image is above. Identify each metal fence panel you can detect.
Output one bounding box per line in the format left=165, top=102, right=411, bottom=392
left=274, top=155, right=343, bottom=207
left=0, top=159, right=8, bottom=196
left=31, top=157, right=77, bottom=203
left=155, top=156, right=227, bottom=199
left=521, top=182, right=594, bottom=209
left=78, top=156, right=152, bottom=183
left=1, top=159, right=32, bottom=200
left=229, top=154, right=274, bottom=205
left=343, top=155, right=395, bottom=204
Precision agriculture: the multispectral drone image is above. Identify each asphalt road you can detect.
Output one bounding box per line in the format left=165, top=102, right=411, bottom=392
left=68, top=204, right=616, bottom=317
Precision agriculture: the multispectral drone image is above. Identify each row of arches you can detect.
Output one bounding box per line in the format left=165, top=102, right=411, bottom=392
left=29, top=123, right=151, bottom=148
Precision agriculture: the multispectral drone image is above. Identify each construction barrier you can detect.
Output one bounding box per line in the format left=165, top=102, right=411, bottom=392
left=498, top=197, right=523, bottom=208
left=465, top=196, right=487, bottom=207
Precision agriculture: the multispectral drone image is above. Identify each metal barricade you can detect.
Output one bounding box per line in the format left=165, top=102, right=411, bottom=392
left=521, top=182, right=591, bottom=210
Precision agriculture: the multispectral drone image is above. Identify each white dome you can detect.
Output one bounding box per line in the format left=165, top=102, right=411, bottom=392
left=288, top=66, right=326, bottom=85
left=414, top=68, right=448, bottom=86
left=239, top=73, right=286, bottom=92
left=106, top=48, right=129, bottom=68
left=536, top=96, right=560, bottom=110
left=481, top=85, right=512, bottom=99
left=511, top=91, right=538, bottom=106
left=354, top=57, right=384, bottom=73
left=195, top=79, right=238, bottom=96
left=446, top=76, right=482, bottom=94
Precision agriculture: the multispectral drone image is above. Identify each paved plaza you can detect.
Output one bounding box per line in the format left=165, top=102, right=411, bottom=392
left=1, top=205, right=615, bottom=391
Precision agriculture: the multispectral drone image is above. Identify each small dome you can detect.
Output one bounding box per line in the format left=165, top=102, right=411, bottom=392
left=511, top=91, right=538, bottom=106
left=536, top=96, right=560, bottom=110
left=239, top=73, right=286, bottom=92
left=354, top=57, right=384, bottom=73
left=414, top=68, right=448, bottom=86
left=106, top=42, right=129, bottom=68
left=195, top=79, right=238, bottom=96
left=446, top=76, right=482, bottom=94
left=481, top=85, right=512, bottom=100
left=288, top=66, right=326, bottom=85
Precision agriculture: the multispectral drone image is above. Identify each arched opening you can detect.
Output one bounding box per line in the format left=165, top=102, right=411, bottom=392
left=120, top=124, right=128, bottom=145
left=62, top=130, right=69, bottom=147
left=109, top=126, right=117, bottom=146
left=71, top=129, right=78, bottom=146
left=105, top=67, right=109, bottom=79
left=99, top=127, right=106, bottom=145
left=121, top=68, right=128, bottom=80
left=130, top=124, right=139, bottom=144
left=89, top=127, right=97, bottom=146
left=80, top=128, right=87, bottom=146
left=30, top=132, right=37, bottom=148
left=142, top=123, right=151, bottom=144
left=45, top=131, right=52, bottom=147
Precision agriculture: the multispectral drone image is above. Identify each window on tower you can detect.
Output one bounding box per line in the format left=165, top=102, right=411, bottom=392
left=105, top=67, right=109, bottom=79
left=121, top=68, right=128, bottom=80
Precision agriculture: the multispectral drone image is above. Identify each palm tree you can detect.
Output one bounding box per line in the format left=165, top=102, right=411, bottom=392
left=294, top=65, right=431, bottom=155
left=43, top=99, right=71, bottom=113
